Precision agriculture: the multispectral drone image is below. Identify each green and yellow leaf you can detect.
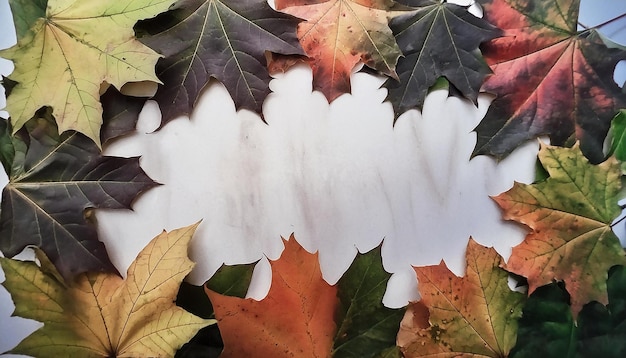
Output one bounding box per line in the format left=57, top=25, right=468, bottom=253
left=1, top=0, right=177, bottom=146
left=494, top=143, right=626, bottom=316
left=0, top=223, right=213, bottom=358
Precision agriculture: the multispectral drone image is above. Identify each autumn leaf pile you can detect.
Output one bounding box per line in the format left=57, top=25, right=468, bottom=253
left=1, top=0, right=626, bottom=357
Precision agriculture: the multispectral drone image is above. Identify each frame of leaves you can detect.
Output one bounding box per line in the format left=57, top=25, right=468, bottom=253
left=0, top=0, right=626, bottom=357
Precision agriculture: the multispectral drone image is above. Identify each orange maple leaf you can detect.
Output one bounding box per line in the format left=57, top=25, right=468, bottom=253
left=275, top=0, right=401, bottom=102
left=205, top=235, right=338, bottom=357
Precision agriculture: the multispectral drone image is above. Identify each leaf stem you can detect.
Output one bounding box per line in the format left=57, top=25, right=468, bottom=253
left=611, top=213, right=626, bottom=228
left=592, top=13, right=626, bottom=31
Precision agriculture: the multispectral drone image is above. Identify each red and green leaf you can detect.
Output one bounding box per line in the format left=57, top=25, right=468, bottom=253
left=473, top=0, right=626, bottom=163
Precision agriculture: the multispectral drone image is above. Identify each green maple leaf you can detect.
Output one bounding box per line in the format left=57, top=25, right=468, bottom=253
left=0, top=112, right=157, bottom=279
left=493, top=143, right=626, bottom=317
left=0, top=224, right=213, bottom=358
left=511, top=266, right=626, bottom=358
left=473, top=0, right=626, bottom=163
left=1, top=0, right=177, bottom=147
left=205, top=236, right=404, bottom=357
left=384, top=0, right=501, bottom=117
left=137, top=0, right=304, bottom=125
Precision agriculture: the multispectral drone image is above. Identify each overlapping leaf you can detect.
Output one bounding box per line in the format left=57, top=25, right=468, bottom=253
left=609, top=109, right=626, bottom=162
left=275, top=0, right=402, bottom=102
left=137, top=0, right=304, bottom=125
left=0, top=113, right=158, bottom=279
left=473, top=0, right=626, bottom=163
left=511, top=266, right=626, bottom=358
left=398, top=239, right=525, bottom=357
left=205, top=236, right=404, bottom=357
left=493, top=143, right=626, bottom=316
left=1, top=0, right=177, bottom=147
left=384, top=0, right=501, bottom=117
left=0, top=223, right=213, bottom=357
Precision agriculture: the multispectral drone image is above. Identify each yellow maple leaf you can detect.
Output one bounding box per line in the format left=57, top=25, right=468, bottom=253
left=0, top=223, right=213, bottom=358
left=1, top=0, right=176, bottom=147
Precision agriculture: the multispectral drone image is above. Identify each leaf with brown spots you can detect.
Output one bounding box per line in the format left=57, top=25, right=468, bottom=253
left=493, top=143, right=626, bottom=317
left=205, top=236, right=404, bottom=357
left=398, top=239, right=525, bottom=357
left=473, top=0, right=626, bottom=163
left=275, top=0, right=402, bottom=102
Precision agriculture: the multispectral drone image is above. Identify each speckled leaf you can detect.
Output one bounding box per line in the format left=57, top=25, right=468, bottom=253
left=398, top=239, right=525, bottom=357
left=0, top=0, right=177, bottom=147
left=0, top=224, right=213, bottom=358
left=493, top=143, right=626, bottom=317
left=137, top=0, right=304, bottom=125
left=0, top=115, right=158, bottom=279
left=275, top=0, right=402, bottom=102
left=384, top=0, right=501, bottom=117
left=473, top=0, right=626, bottom=163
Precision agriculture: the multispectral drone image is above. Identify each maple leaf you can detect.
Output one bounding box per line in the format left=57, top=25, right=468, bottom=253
left=493, top=143, right=626, bottom=316
left=0, top=223, right=213, bottom=357
left=384, top=0, right=501, bottom=117
left=511, top=266, right=626, bottom=357
left=0, top=0, right=177, bottom=147
left=205, top=235, right=404, bottom=357
left=0, top=113, right=158, bottom=279
left=275, top=0, right=402, bottom=102
left=473, top=0, right=626, bottom=163
left=137, top=0, right=304, bottom=126
left=398, top=239, right=525, bottom=357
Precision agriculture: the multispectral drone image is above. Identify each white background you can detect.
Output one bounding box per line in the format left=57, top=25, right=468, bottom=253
left=1, top=0, right=625, bottom=356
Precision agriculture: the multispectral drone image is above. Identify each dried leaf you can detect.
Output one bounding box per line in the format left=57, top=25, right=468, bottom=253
left=0, top=0, right=175, bottom=147
left=0, top=224, right=213, bottom=358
